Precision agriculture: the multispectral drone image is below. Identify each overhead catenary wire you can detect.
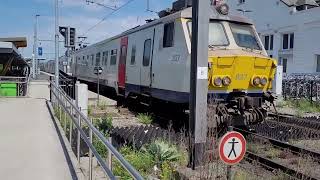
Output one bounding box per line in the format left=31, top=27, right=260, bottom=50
left=80, top=0, right=136, bottom=37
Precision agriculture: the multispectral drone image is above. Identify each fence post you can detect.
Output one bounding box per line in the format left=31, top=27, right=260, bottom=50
left=310, top=81, right=314, bottom=104
left=108, top=137, right=112, bottom=170
left=69, top=113, right=73, bottom=144
left=89, top=118, right=93, bottom=180
left=77, top=111, right=81, bottom=163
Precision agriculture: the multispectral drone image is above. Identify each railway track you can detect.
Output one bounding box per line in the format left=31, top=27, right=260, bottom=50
left=250, top=113, right=320, bottom=142
left=236, top=127, right=320, bottom=179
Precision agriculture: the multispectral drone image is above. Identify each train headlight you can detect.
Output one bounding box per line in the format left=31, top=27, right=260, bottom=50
left=216, top=3, right=229, bottom=15
left=222, top=76, right=232, bottom=86
left=260, top=77, right=268, bottom=86
left=253, top=77, right=261, bottom=86
left=213, top=77, right=222, bottom=86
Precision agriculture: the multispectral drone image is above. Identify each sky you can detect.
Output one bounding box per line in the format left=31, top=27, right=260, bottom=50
left=0, top=0, right=173, bottom=60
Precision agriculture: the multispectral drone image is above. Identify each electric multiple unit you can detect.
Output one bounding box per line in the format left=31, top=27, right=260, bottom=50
left=44, top=1, right=277, bottom=128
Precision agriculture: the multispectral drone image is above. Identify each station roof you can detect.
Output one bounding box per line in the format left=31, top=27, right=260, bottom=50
left=0, top=37, right=27, bottom=48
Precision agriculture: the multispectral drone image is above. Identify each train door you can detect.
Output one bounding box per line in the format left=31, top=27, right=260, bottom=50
left=118, top=37, right=128, bottom=94
left=140, top=29, right=155, bottom=91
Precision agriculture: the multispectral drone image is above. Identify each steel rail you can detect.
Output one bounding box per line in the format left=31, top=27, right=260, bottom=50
left=50, top=81, right=144, bottom=180
left=246, top=151, right=318, bottom=180
left=234, top=127, right=320, bottom=161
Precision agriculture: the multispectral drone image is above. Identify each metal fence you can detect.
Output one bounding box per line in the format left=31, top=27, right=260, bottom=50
left=49, top=80, right=143, bottom=180
left=59, top=71, right=77, bottom=100
left=0, top=76, right=29, bottom=97
left=283, top=73, right=320, bottom=102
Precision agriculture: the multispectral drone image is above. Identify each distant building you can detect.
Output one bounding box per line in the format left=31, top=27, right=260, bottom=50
left=228, top=0, right=320, bottom=75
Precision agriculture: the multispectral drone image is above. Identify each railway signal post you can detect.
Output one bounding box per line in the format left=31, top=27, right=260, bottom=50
left=94, top=66, right=103, bottom=106
left=189, top=0, right=210, bottom=168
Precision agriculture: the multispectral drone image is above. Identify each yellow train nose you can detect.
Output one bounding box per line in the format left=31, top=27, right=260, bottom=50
left=208, top=56, right=277, bottom=92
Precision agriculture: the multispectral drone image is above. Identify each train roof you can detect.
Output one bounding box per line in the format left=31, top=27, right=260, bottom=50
left=76, top=6, right=253, bottom=53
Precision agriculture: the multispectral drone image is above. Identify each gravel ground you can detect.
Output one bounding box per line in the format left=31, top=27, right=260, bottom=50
left=88, top=91, right=144, bottom=128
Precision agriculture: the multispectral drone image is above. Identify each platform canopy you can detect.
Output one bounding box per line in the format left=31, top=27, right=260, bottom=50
left=0, top=37, right=27, bottom=48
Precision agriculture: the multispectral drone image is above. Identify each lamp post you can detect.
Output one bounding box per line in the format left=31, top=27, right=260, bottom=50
left=54, top=0, right=59, bottom=86
left=33, top=14, right=40, bottom=79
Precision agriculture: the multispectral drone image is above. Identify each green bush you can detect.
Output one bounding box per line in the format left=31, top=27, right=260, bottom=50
left=160, top=161, right=174, bottom=180
left=137, top=113, right=153, bottom=124
left=143, top=140, right=184, bottom=166
left=93, top=133, right=109, bottom=158
left=95, top=115, right=113, bottom=134
left=113, top=146, right=155, bottom=179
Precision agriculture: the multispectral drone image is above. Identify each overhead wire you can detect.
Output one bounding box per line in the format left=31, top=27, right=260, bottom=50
left=80, top=0, right=137, bottom=37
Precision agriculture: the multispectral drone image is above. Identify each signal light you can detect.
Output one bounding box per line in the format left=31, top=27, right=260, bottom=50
left=69, top=27, right=76, bottom=47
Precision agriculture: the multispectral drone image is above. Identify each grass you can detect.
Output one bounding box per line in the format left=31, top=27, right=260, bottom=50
left=98, top=101, right=107, bottom=110
left=277, top=98, right=320, bottom=115
left=137, top=113, right=153, bottom=125
left=113, top=140, right=187, bottom=179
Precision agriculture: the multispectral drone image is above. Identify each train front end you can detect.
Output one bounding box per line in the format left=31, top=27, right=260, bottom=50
left=203, top=3, right=278, bottom=127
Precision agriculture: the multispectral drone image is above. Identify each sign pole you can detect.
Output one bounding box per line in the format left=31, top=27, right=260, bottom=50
left=97, top=72, right=100, bottom=106
left=189, top=0, right=210, bottom=168
left=227, top=126, right=233, bottom=180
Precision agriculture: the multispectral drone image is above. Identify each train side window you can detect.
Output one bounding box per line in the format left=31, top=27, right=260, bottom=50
left=91, top=54, right=94, bottom=66
left=163, top=22, right=175, bottom=48
left=96, top=53, right=101, bottom=66
left=103, top=51, right=108, bottom=66
left=110, top=49, right=117, bottom=66
left=130, top=46, right=136, bottom=65
left=143, top=39, right=152, bottom=66
left=82, top=56, right=85, bottom=64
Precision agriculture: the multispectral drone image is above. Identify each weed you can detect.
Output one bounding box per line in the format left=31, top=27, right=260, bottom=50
left=286, top=98, right=320, bottom=113
left=98, top=101, right=107, bottom=110
left=88, top=105, right=93, bottom=116
left=137, top=113, right=153, bottom=124
left=95, top=115, right=113, bottom=134
left=93, top=133, right=109, bottom=158
left=160, top=161, right=174, bottom=180
left=113, top=146, right=154, bottom=179
left=142, top=140, right=185, bottom=166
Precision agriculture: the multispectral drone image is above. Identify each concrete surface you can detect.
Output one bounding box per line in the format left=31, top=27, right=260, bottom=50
left=88, top=90, right=117, bottom=106
left=0, top=81, right=73, bottom=180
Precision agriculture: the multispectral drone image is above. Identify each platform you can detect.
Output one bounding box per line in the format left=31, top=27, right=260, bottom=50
left=0, top=80, right=74, bottom=180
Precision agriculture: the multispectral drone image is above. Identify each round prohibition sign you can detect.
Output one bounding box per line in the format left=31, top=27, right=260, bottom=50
left=219, top=131, right=246, bottom=165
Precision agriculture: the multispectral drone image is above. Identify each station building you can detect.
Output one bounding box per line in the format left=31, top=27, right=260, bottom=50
left=228, top=0, right=320, bottom=75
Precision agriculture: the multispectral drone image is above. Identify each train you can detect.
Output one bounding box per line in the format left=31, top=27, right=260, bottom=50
left=44, top=0, right=277, bottom=128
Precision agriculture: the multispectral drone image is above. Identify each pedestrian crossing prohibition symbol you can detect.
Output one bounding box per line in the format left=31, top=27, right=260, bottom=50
left=219, top=131, right=246, bottom=165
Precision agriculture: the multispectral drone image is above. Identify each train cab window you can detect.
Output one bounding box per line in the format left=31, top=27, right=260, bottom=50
left=187, top=21, right=229, bottom=46
left=96, top=53, right=101, bottom=66
left=230, top=23, right=261, bottom=50
left=130, top=46, right=136, bottom=65
left=143, top=39, right=152, bottom=66
left=110, top=49, right=117, bottom=66
left=163, top=22, right=174, bottom=48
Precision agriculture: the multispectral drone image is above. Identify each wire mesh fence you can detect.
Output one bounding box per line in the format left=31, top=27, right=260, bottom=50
left=283, top=73, right=320, bottom=102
